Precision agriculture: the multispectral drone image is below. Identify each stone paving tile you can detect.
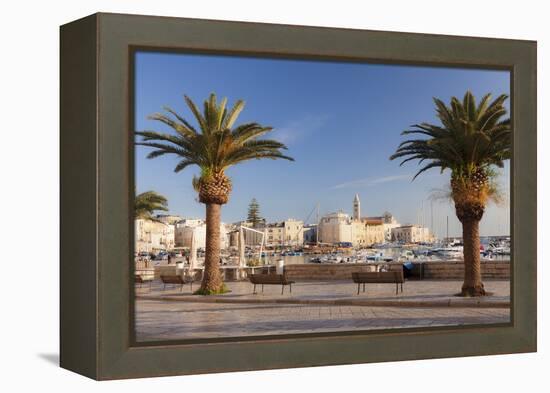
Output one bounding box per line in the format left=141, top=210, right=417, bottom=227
left=138, top=279, right=509, bottom=296
left=134, top=279, right=510, bottom=341
left=136, top=279, right=510, bottom=305
left=135, top=299, right=511, bottom=342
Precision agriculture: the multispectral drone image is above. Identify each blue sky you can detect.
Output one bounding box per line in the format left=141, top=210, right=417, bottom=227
left=135, top=51, right=510, bottom=238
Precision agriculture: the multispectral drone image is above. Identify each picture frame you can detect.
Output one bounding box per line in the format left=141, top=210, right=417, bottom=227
left=60, top=12, right=536, bottom=380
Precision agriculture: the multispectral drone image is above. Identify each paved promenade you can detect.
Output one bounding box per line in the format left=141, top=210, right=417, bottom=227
left=135, top=279, right=510, bottom=342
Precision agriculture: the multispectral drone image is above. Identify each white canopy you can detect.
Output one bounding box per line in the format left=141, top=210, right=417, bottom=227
left=238, top=227, right=246, bottom=268
left=189, top=230, right=198, bottom=270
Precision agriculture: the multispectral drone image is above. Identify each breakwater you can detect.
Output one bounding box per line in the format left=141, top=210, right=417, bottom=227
left=284, top=260, right=510, bottom=280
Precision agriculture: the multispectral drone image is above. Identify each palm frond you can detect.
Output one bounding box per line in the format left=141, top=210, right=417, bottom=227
left=184, top=95, right=207, bottom=132
left=391, top=91, right=511, bottom=181
left=135, top=93, right=293, bottom=181
left=222, top=99, right=245, bottom=129
left=135, top=190, right=169, bottom=219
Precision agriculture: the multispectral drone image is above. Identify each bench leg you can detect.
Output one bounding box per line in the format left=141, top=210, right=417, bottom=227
left=262, top=284, right=264, bottom=293
left=357, top=284, right=360, bottom=295
left=290, top=283, right=292, bottom=293
left=190, top=282, right=193, bottom=292
left=401, top=283, right=403, bottom=293
left=281, top=285, right=284, bottom=295
left=395, top=283, right=398, bottom=295
left=253, top=284, right=256, bottom=294
left=363, top=283, right=366, bottom=293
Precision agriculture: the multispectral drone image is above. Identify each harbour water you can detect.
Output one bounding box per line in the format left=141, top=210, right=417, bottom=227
left=146, top=237, right=510, bottom=267
left=262, top=245, right=510, bottom=265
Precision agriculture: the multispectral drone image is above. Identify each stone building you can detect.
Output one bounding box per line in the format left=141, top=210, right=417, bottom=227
left=317, top=211, right=354, bottom=245
left=228, top=218, right=305, bottom=247
left=174, top=219, right=229, bottom=249
left=232, top=221, right=264, bottom=246
left=353, top=193, right=361, bottom=220
left=365, top=212, right=401, bottom=242
left=154, top=214, right=183, bottom=225
left=391, top=224, right=433, bottom=243
left=228, top=229, right=240, bottom=248
left=317, top=195, right=386, bottom=247
left=364, top=218, right=386, bottom=245
left=135, top=219, right=175, bottom=253
left=265, top=218, right=304, bottom=246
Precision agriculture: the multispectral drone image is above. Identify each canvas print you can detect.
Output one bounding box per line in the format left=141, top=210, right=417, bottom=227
left=133, top=52, right=511, bottom=342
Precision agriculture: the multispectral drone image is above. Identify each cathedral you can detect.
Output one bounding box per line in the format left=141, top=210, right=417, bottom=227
left=317, top=194, right=387, bottom=246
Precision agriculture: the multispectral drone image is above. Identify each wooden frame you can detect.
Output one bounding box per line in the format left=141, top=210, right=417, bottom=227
left=60, top=12, right=536, bottom=380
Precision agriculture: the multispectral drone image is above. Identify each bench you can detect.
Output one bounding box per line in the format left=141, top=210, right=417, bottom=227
left=351, top=271, right=404, bottom=295
left=249, top=274, right=295, bottom=294
left=160, top=275, right=194, bottom=292
left=134, top=274, right=154, bottom=289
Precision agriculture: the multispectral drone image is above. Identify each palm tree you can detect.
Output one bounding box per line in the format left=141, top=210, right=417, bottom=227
left=390, top=91, right=511, bottom=296
left=136, top=93, right=294, bottom=294
left=135, top=190, right=169, bottom=220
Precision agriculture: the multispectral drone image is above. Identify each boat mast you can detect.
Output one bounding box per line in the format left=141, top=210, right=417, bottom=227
left=446, top=215, right=449, bottom=242
left=430, top=200, right=434, bottom=240
left=421, top=200, right=424, bottom=227
left=316, top=202, right=320, bottom=245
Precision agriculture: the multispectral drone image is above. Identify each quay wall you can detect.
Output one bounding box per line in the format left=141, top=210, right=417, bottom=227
left=284, top=260, right=510, bottom=280
left=284, top=263, right=399, bottom=280
left=418, top=260, right=510, bottom=280
left=136, top=260, right=510, bottom=281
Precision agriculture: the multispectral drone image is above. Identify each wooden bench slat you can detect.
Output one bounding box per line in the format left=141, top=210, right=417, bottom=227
left=160, top=275, right=193, bottom=284
left=248, top=274, right=295, bottom=295
left=135, top=275, right=153, bottom=283
left=159, top=275, right=194, bottom=292
left=352, top=271, right=404, bottom=283
left=351, top=271, right=404, bottom=295
left=249, top=274, right=294, bottom=285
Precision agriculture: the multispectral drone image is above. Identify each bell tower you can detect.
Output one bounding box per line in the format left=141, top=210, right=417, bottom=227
left=353, top=194, right=361, bottom=220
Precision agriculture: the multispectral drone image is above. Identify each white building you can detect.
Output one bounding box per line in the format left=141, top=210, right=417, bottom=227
left=155, top=214, right=183, bottom=225
left=364, top=218, right=386, bottom=245
left=231, top=219, right=305, bottom=247
left=382, top=214, right=401, bottom=241
left=135, top=219, right=175, bottom=253
left=365, top=213, right=401, bottom=242
left=353, top=193, right=361, bottom=220
left=174, top=219, right=229, bottom=249
left=265, top=218, right=304, bottom=246
left=391, top=225, right=433, bottom=243
left=317, top=196, right=387, bottom=247
left=318, top=211, right=355, bottom=245
left=246, top=222, right=265, bottom=246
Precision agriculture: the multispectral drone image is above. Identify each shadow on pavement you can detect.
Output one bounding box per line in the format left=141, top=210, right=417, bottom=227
left=38, top=353, right=59, bottom=366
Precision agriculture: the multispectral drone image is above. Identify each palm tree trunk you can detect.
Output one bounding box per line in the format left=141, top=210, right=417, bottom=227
left=199, top=203, right=224, bottom=293
left=460, top=218, right=486, bottom=296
